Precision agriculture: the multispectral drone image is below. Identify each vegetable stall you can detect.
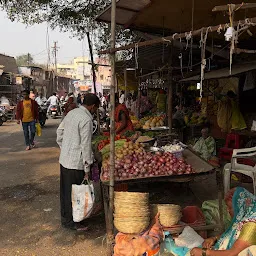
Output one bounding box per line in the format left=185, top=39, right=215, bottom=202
left=92, top=132, right=225, bottom=254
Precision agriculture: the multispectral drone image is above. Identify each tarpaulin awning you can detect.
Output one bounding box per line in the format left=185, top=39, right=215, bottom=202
left=179, top=62, right=256, bottom=82
left=96, top=0, right=256, bottom=34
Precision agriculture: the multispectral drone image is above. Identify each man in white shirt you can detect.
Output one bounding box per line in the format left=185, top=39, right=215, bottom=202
left=119, top=90, right=125, bottom=104
left=35, top=93, right=47, bottom=106
left=56, top=93, right=100, bottom=230
left=47, top=92, right=59, bottom=114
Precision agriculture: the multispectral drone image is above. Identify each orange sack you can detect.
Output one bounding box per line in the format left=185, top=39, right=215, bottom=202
left=114, top=215, right=163, bottom=256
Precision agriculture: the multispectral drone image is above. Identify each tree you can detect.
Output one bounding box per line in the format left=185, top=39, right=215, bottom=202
left=0, top=0, right=136, bottom=54
left=16, top=53, right=34, bottom=66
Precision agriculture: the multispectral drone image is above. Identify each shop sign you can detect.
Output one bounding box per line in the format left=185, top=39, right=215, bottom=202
left=16, top=76, right=23, bottom=85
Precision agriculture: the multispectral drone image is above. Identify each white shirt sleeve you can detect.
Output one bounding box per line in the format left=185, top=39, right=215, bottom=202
left=79, top=119, right=93, bottom=170
left=56, top=121, right=65, bottom=148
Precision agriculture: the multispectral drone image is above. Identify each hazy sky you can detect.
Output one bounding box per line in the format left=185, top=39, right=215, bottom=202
left=0, top=11, right=89, bottom=64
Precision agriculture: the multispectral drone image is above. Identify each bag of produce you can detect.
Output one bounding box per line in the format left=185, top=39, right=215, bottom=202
left=72, top=179, right=95, bottom=222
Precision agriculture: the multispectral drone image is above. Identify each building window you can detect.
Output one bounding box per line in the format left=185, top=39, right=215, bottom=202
left=100, top=75, right=104, bottom=81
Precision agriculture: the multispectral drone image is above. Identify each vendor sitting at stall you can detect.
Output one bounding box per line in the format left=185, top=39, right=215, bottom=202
left=193, top=127, right=216, bottom=161
left=190, top=187, right=256, bottom=256
left=115, top=93, right=134, bottom=134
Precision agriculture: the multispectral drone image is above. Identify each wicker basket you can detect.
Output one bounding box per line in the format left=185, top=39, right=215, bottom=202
left=153, top=204, right=182, bottom=227
left=114, top=192, right=150, bottom=234
left=114, top=219, right=150, bottom=234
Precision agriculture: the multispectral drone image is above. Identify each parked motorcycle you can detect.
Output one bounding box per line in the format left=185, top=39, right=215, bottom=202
left=38, top=102, right=48, bottom=127
left=0, top=107, right=8, bottom=122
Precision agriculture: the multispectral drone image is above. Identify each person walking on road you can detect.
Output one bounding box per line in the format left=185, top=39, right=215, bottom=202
left=56, top=93, right=100, bottom=231
left=16, top=90, right=39, bottom=151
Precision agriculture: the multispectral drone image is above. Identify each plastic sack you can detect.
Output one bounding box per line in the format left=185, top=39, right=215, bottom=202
left=36, top=123, right=42, bottom=136
left=160, top=232, right=190, bottom=256
left=72, top=180, right=95, bottom=222
left=202, top=200, right=231, bottom=230
left=175, top=226, right=204, bottom=249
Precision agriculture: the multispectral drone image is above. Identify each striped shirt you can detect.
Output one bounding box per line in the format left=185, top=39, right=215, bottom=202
left=56, top=106, right=93, bottom=171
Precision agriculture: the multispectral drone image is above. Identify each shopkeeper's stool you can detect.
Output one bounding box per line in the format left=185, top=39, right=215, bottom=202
left=219, top=133, right=241, bottom=162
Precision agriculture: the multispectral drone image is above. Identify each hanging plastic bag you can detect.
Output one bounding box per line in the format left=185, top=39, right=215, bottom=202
left=36, top=123, right=42, bottom=136
left=72, top=179, right=95, bottom=222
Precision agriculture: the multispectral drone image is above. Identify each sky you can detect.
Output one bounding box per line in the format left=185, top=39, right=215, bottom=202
left=0, top=11, right=89, bottom=64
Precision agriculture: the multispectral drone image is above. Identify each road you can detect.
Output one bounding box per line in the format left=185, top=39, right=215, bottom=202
left=0, top=119, right=106, bottom=256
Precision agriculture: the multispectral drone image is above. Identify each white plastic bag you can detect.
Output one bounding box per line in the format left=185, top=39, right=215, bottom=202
left=72, top=180, right=95, bottom=222
left=174, top=226, right=204, bottom=249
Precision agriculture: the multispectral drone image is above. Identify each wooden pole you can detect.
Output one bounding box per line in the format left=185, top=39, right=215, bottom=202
left=86, top=32, right=97, bottom=94
left=124, top=69, right=128, bottom=101
left=168, top=43, right=173, bottom=132
left=99, top=16, right=256, bottom=54
left=86, top=32, right=101, bottom=134
left=107, top=0, right=116, bottom=254
left=212, top=3, right=256, bottom=12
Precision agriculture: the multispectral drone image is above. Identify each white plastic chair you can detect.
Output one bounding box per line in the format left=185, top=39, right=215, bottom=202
left=223, top=147, right=256, bottom=195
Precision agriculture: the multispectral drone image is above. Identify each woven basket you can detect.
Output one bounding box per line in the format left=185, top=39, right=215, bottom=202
left=153, top=204, right=182, bottom=227
left=114, top=192, right=150, bottom=234
left=115, top=192, right=149, bottom=201
left=114, top=219, right=150, bottom=234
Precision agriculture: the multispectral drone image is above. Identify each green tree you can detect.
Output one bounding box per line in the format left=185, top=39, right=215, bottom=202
left=0, top=0, right=136, bottom=54
left=16, top=53, right=34, bottom=66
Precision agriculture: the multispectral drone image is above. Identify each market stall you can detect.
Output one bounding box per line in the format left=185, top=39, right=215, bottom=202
left=96, top=138, right=224, bottom=255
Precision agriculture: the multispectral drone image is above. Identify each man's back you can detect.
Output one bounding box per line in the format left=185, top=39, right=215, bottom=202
left=58, top=106, right=93, bottom=170
left=48, top=95, right=58, bottom=105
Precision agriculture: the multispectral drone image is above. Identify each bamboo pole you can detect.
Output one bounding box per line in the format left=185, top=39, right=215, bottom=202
left=124, top=69, right=128, bottom=101
left=107, top=0, right=116, bottom=254
left=99, top=16, right=256, bottom=54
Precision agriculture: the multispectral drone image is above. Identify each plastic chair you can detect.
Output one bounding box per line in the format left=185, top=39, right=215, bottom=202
left=223, top=147, right=256, bottom=195
left=219, top=133, right=241, bottom=161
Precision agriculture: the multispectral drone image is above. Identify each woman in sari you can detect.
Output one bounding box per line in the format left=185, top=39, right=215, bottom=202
left=115, top=94, right=134, bottom=135
left=190, top=187, right=256, bottom=256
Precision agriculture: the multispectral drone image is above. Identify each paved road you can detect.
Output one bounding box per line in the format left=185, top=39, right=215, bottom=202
left=0, top=119, right=106, bottom=256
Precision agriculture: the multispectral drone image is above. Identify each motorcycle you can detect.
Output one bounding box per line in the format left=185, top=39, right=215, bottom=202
left=38, top=102, right=48, bottom=127
left=49, top=105, right=59, bottom=119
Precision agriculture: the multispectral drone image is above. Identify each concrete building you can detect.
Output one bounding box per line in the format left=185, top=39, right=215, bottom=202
left=57, top=56, right=111, bottom=93
left=57, top=56, right=91, bottom=81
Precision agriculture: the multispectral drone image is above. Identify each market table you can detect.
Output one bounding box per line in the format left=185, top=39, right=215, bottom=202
left=101, top=148, right=225, bottom=236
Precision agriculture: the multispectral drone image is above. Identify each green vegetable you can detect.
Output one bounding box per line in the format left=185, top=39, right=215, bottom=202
left=123, top=131, right=136, bottom=137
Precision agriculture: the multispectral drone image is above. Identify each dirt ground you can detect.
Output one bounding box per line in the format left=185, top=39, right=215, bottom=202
left=0, top=119, right=107, bottom=256
left=0, top=119, right=253, bottom=256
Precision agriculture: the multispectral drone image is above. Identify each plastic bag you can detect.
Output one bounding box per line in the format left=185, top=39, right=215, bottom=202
left=161, top=232, right=190, bottom=256
left=36, top=123, right=42, bottom=136
left=72, top=180, right=95, bottom=222
left=175, top=226, right=204, bottom=249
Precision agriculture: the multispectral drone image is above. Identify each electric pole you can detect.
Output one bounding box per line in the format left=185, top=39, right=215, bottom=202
left=52, top=41, right=59, bottom=74
left=27, top=53, right=30, bottom=66
left=52, top=42, right=59, bottom=92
